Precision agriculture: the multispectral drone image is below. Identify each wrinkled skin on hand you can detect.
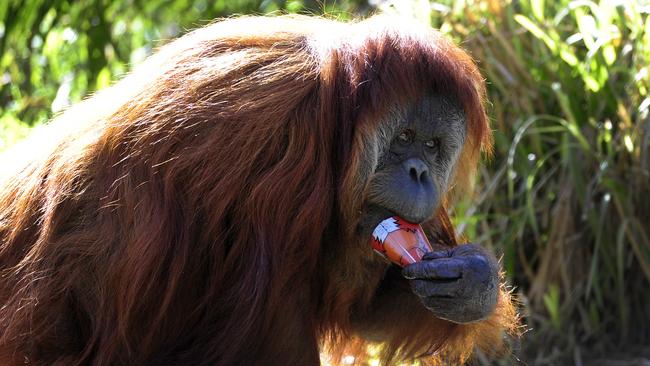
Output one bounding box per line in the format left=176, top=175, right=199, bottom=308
left=402, top=243, right=499, bottom=324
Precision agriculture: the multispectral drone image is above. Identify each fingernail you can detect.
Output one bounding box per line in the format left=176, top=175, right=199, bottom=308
left=402, top=269, right=414, bottom=279
left=423, top=250, right=449, bottom=259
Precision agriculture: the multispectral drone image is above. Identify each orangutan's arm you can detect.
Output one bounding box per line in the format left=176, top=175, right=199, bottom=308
left=352, top=259, right=518, bottom=363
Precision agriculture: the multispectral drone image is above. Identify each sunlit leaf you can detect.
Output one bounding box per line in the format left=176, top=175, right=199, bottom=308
left=559, top=47, right=578, bottom=66
left=531, top=0, right=545, bottom=21
left=95, top=67, right=112, bottom=90
left=602, top=44, right=617, bottom=65
left=514, top=14, right=557, bottom=51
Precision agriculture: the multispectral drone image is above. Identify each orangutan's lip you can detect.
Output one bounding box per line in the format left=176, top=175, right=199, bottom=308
left=401, top=212, right=433, bottom=224
left=380, top=207, right=431, bottom=226
left=382, top=205, right=435, bottom=225
left=356, top=203, right=432, bottom=239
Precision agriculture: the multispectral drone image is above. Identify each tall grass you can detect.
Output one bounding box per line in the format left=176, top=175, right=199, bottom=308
left=381, top=0, right=650, bottom=363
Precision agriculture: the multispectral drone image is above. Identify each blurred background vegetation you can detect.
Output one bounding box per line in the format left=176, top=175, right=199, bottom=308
left=1, top=0, right=649, bottom=364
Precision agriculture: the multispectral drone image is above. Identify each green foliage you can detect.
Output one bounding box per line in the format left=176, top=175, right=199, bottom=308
left=2, top=0, right=650, bottom=364
left=0, top=0, right=369, bottom=150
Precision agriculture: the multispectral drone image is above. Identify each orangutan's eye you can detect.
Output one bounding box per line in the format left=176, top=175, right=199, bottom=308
left=397, top=130, right=413, bottom=144
left=425, top=138, right=440, bottom=150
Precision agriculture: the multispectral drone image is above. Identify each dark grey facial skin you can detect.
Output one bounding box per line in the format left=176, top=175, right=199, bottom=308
left=356, top=94, right=500, bottom=326
left=359, top=93, right=465, bottom=236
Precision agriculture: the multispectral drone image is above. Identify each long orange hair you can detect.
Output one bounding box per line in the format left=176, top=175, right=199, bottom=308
left=0, top=15, right=516, bottom=365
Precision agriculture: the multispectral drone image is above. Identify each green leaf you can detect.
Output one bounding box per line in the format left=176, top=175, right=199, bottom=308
left=576, top=12, right=597, bottom=49
left=602, top=44, right=617, bottom=65
left=514, top=14, right=557, bottom=52
left=286, top=0, right=303, bottom=13
left=543, top=284, right=561, bottom=330
left=95, top=67, right=112, bottom=90
left=531, top=0, right=545, bottom=21
left=559, top=47, right=578, bottom=66
left=0, top=113, right=32, bottom=152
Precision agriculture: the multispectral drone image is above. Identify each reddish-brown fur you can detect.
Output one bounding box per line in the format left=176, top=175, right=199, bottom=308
left=0, top=15, right=517, bottom=365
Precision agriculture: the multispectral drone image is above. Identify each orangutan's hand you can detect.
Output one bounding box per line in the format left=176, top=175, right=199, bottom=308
left=403, top=243, right=499, bottom=323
